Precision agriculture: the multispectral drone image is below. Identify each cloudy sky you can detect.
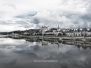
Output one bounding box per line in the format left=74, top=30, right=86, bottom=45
left=0, top=0, right=91, bottom=32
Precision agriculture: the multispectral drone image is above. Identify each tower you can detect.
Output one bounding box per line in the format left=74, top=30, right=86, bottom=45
left=57, top=24, right=60, bottom=32
left=41, top=26, right=48, bottom=35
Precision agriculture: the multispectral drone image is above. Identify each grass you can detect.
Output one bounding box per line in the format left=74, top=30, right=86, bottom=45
left=62, top=38, right=72, bottom=40
left=75, top=39, right=82, bottom=41
left=86, top=39, right=91, bottom=42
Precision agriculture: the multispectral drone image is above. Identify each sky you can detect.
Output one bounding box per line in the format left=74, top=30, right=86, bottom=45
left=0, top=0, right=91, bottom=32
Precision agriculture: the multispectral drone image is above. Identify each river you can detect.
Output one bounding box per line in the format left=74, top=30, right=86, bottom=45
left=0, top=38, right=91, bottom=68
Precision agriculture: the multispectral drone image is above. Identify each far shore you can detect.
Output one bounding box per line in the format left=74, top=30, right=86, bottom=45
left=1, top=35, right=91, bottom=42
left=1, top=34, right=91, bottom=39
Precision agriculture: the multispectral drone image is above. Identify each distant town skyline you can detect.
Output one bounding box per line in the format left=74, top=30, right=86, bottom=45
left=0, top=0, right=91, bottom=32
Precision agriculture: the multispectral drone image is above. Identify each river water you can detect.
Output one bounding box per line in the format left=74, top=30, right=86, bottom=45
left=0, top=38, right=91, bottom=68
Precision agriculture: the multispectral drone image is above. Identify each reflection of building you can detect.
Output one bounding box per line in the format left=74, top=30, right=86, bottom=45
left=64, top=41, right=91, bottom=50
left=42, top=40, right=48, bottom=46
left=41, top=39, right=60, bottom=49
left=26, top=37, right=91, bottom=50
left=41, top=40, right=91, bottom=50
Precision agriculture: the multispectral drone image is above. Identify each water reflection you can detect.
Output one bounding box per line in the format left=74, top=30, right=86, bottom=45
left=26, top=38, right=91, bottom=50
left=0, top=38, right=91, bottom=68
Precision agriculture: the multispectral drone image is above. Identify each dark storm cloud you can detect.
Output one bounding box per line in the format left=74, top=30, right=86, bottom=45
left=32, top=18, right=40, bottom=24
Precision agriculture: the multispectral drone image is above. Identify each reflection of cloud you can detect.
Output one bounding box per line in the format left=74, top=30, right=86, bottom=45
left=0, top=50, right=6, bottom=58
left=28, top=43, right=74, bottom=59
left=30, top=45, right=40, bottom=51
left=0, top=38, right=91, bottom=68
left=13, top=50, right=37, bottom=57
left=0, top=38, right=26, bottom=45
left=1, top=59, right=17, bottom=66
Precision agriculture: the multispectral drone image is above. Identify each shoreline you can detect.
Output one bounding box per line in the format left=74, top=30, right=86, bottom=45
left=1, top=35, right=91, bottom=42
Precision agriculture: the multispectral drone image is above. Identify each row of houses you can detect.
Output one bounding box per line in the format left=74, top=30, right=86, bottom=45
left=41, top=25, right=91, bottom=37
left=64, top=28, right=91, bottom=37
left=9, top=25, right=91, bottom=37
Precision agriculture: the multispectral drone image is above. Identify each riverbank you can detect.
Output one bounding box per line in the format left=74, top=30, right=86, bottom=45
left=18, top=35, right=91, bottom=42
left=19, top=35, right=91, bottom=39
left=1, top=34, right=91, bottom=42
left=0, top=35, right=8, bottom=38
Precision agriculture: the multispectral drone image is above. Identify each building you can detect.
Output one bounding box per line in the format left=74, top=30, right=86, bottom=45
left=64, top=28, right=91, bottom=37
left=41, top=26, right=49, bottom=35
left=41, top=25, right=63, bottom=36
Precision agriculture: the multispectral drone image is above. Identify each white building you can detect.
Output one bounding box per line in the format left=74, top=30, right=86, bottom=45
left=10, top=33, right=19, bottom=37
left=41, top=26, right=48, bottom=35
left=65, top=28, right=91, bottom=37
left=41, top=25, right=63, bottom=36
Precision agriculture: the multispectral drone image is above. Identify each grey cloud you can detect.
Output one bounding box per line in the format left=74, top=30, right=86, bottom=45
left=32, top=18, right=40, bottom=24
left=80, top=6, right=91, bottom=22
left=15, top=21, right=31, bottom=28
left=15, top=21, right=28, bottom=24
left=0, top=20, right=36, bottom=29
left=1, top=0, right=91, bottom=31
left=15, top=13, right=37, bottom=19
left=29, top=10, right=91, bottom=29
left=0, top=20, right=13, bottom=25
left=73, top=21, right=79, bottom=24
left=78, top=4, right=91, bottom=28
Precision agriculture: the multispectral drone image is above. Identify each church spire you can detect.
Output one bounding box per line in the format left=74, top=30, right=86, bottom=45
left=58, top=24, right=59, bottom=29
